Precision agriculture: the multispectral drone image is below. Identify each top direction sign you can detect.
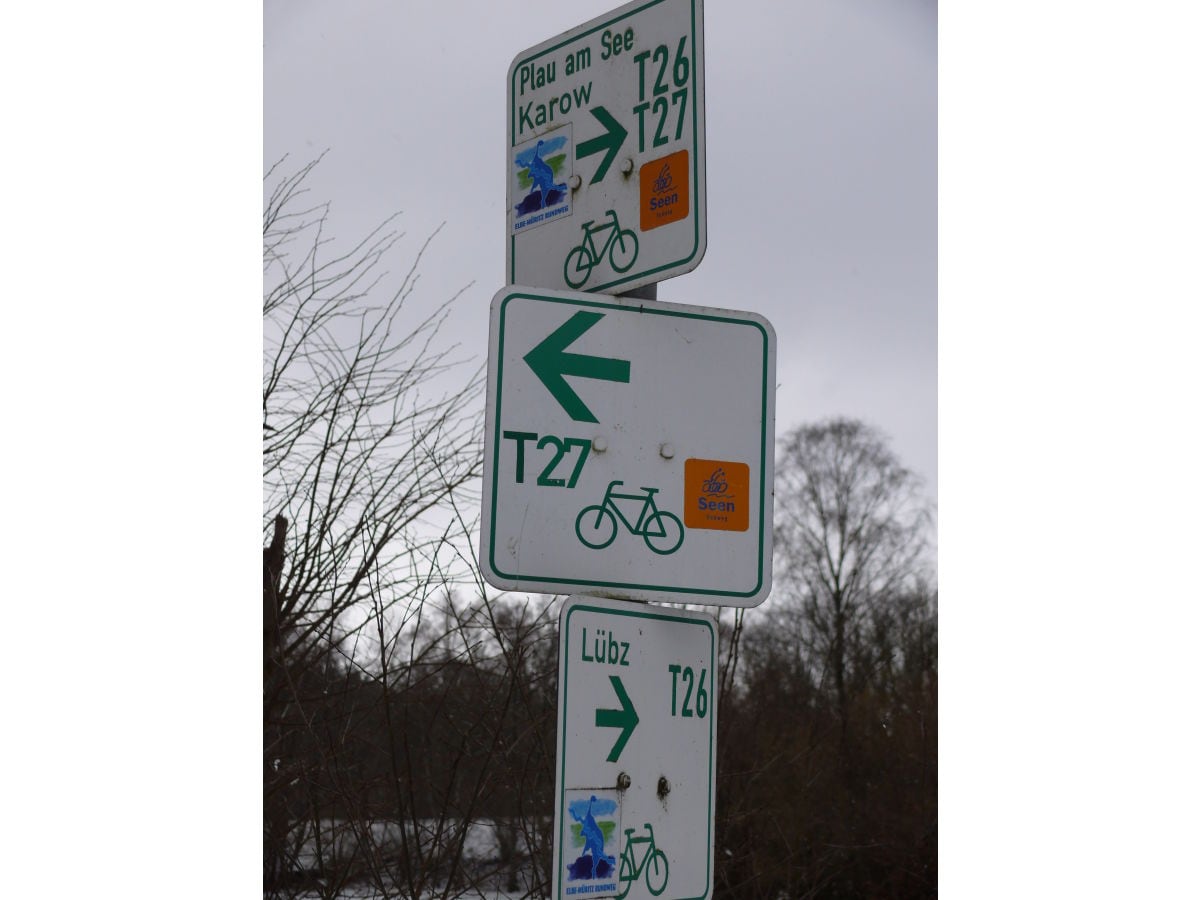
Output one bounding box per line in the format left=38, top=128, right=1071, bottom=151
left=506, top=0, right=706, bottom=294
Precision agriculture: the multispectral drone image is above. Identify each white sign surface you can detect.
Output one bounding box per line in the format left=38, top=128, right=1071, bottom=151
left=506, top=0, right=705, bottom=294
left=552, top=595, right=717, bottom=900
left=479, top=286, right=776, bottom=606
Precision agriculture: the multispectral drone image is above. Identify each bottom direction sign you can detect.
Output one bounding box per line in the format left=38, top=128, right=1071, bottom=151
left=553, top=595, right=717, bottom=900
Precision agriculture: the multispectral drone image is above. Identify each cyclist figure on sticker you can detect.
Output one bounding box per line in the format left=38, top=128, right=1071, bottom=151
left=571, top=795, right=614, bottom=879
left=702, top=467, right=729, bottom=495
left=514, top=136, right=569, bottom=216
left=652, top=162, right=673, bottom=195
left=528, top=139, right=566, bottom=200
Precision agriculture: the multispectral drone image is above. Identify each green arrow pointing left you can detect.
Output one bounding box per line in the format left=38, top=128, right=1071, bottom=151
left=595, top=674, right=640, bottom=763
left=523, top=311, right=630, bottom=423
left=576, top=106, right=628, bottom=184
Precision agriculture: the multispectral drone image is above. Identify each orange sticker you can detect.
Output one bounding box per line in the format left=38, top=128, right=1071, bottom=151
left=684, top=459, right=750, bottom=532
left=640, top=150, right=689, bottom=231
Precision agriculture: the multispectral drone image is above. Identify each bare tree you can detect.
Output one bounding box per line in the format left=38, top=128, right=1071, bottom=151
left=262, top=156, right=487, bottom=893
left=712, top=418, right=937, bottom=900
left=262, top=155, right=485, bottom=651
left=262, top=159, right=568, bottom=900
left=772, top=417, right=932, bottom=755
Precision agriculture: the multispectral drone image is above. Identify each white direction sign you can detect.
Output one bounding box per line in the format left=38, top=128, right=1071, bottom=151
left=479, top=286, right=776, bottom=606
left=552, top=595, right=717, bottom=900
left=506, top=0, right=706, bottom=294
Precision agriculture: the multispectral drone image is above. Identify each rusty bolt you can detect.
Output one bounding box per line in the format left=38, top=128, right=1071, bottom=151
left=657, top=777, right=670, bottom=798
left=617, top=772, right=632, bottom=790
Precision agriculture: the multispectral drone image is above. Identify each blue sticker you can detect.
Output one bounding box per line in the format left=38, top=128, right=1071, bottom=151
left=563, top=788, right=620, bottom=896
left=513, top=126, right=573, bottom=234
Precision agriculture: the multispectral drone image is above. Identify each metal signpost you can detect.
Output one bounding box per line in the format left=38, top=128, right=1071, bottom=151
left=551, top=595, right=717, bottom=900
left=478, top=286, right=776, bottom=606
left=493, top=3, right=769, bottom=896
left=506, top=0, right=706, bottom=295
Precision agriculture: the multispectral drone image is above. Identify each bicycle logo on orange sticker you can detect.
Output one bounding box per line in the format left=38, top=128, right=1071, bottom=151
left=640, top=149, right=689, bottom=232
left=684, top=458, right=749, bottom=532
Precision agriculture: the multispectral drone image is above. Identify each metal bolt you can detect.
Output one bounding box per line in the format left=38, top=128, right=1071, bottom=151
left=657, top=777, right=670, bottom=798
left=617, top=772, right=631, bottom=790
left=569, top=174, right=582, bottom=190
left=659, top=443, right=675, bottom=459
left=593, top=436, right=608, bottom=453
left=620, top=158, right=634, bottom=175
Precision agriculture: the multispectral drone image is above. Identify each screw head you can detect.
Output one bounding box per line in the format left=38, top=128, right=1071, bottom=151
left=659, top=443, right=675, bottom=459
left=593, top=436, right=608, bottom=453
left=620, top=158, right=634, bottom=175
left=569, top=174, right=582, bottom=190
left=617, top=772, right=631, bottom=790
left=657, top=776, right=670, bottom=797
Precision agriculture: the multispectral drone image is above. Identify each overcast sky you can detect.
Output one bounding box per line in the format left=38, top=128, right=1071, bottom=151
left=264, top=0, right=938, bottom=505
left=9, top=3, right=1200, bottom=893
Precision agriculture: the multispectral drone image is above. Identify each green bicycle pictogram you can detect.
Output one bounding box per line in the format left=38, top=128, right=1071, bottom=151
left=563, top=209, right=639, bottom=288
left=575, top=480, right=684, bottom=555
left=615, top=823, right=669, bottom=899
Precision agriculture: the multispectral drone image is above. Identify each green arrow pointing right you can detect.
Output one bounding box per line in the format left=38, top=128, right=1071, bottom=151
left=576, top=106, right=628, bottom=184
left=595, top=675, right=640, bottom=763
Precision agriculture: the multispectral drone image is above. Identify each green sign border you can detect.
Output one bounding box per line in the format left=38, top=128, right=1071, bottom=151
left=555, top=598, right=716, bottom=900
left=507, top=0, right=705, bottom=292
left=488, top=290, right=771, bottom=599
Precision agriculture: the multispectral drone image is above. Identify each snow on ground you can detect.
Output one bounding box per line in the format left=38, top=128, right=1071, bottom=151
left=292, top=817, right=538, bottom=871
left=291, top=888, right=532, bottom=900
left=282, top=817, right=545, bottom=900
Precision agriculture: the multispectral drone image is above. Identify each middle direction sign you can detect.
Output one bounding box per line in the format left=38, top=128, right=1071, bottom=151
left=506, top=0, right=706, bottom=294
left=479, top=286, right=777, bottom=607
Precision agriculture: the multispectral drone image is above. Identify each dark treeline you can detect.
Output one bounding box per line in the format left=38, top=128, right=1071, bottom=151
left=264, top=577, right=936, bottom=899
left=718, top=586, right=937, bottom=899
left=263, top=163, right=936, bottom=899
left=265, top=593, right=561, bottom=897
